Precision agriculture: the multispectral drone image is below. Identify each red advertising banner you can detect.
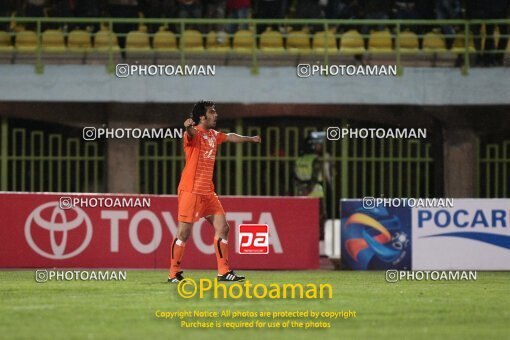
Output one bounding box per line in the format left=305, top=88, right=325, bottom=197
left=0, top=193, right=319, bottom=269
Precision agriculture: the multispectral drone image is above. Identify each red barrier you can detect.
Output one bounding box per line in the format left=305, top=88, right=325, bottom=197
left=0, top=193, right=319, bottom=269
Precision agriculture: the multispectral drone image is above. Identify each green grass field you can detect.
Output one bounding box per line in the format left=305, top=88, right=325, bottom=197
left=0, top=270, right=508, bottom=339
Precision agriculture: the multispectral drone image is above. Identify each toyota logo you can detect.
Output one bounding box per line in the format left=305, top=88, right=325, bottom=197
left=24, top=201, right=93, bottom=259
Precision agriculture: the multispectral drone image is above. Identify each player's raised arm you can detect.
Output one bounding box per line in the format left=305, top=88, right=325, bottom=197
left=184, top=118, right=196, bottom=139
left=226, top=133, right=261, bottom=144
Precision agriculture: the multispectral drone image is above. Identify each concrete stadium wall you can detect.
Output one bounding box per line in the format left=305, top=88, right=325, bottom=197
left=1, top=65, right=509, bottom=105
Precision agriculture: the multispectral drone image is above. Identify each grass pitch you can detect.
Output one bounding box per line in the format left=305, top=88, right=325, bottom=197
left=0, top=270, right=508, bottom=339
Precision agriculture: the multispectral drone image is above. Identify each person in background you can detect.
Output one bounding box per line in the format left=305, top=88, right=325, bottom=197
left=226, top=0, right=251, bottom=33
left=393, top=0, right=419, bottom=32
left=141, top=0, right=177, bottom=33
left=325, top=0, right=343, bottom=19
left=294, top=0, right=323, bottom=34
left=436, top=0, right=461, bottom=49
left=74, top=0, right=103, bottom=32
left=325, top=0, right=362, bottom=32
left=51, top=0, right=74, bottom=30
left=204, top=0, right=227, bottom=32
left=177, top=0, right=201, bottom=31
left=108, top=0, right=139, bottom=58
left=255, top=0, right=283, bottom=34
left=467, top=0, right=510, bottom=66
left=0, top=1, right=13, bottom=31
left=24, top=0, right=46, bottom=30
left=293, top=132, right=332, bottom=241
left=360, top=0, right=391, bottom=38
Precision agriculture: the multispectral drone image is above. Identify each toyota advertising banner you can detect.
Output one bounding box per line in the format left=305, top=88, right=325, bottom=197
left=0, top=192, right=319, bottom=269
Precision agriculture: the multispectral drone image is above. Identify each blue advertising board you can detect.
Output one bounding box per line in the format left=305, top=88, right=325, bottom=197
left=341, top=200, right=412, bottom=270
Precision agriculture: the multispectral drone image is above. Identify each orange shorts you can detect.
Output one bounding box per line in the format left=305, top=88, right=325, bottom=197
left=178, top=190, right=225, bottom=223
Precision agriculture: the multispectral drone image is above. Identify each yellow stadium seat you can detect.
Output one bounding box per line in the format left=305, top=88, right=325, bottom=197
left=286, top=31, right=311, bottom=54
left=206, top=31, right=230, bottom=52
left=233, top=30, right=254, bottom=53
left=42, top=29, right=66, bottom=53
left=398, top=31, right=419, bottom=54
left=0, top=31, right=13, bottom=52
left=368, top=30, right=393, bottom=53
left=340, top=29, right=365, bottom=54
left=181, top=30, right=204, bottom=52
left=260, top=30, right=284, bottom=53
left=422, top=32, right=447, bottom=53
left=15, top=30, right=38, bottom=52
left=451, top=32, right=476, bottom=54
left=68, top=30, right=91, bottom=53
left=153, top=30, right=177, bottom=51
left=313, top=30, right=337, bottom=54
left=94, top=30, right=120, bottom=53
left=126, top=30, right=151, bottom=52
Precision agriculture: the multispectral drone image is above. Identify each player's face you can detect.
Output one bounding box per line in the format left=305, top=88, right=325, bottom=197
left=204, top=106, right=218, bottom=128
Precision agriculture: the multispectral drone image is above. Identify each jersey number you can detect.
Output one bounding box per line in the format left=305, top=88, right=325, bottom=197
left=204, top=149, right=215, bottom=159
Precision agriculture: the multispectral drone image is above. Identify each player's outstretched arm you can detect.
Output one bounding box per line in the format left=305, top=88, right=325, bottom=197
left=226, top=133, right=261, bottom=144
left=184, top=118, right=196, bottom=139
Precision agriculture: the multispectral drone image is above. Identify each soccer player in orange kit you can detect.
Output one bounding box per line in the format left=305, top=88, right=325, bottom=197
left=168, top=100, right=261, bottom=283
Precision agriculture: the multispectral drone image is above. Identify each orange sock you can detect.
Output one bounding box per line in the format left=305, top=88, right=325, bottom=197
left=169, top=238, right=185, bottom=279
left=214, top=237, right=230, bottom=275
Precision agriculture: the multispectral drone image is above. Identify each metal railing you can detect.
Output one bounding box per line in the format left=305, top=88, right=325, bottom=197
left=139, top=122, right=437, bottom=220
left=1, top=117, right=508, bottom=217
left=478, top=140, right=510, bottom=198
left=0, top=118, right=105, bottom=192
left=1, top=17, right=509, bottom=75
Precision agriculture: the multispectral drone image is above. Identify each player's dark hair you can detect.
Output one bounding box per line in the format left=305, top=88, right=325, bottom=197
left=190, top=100, right=215, bottom=125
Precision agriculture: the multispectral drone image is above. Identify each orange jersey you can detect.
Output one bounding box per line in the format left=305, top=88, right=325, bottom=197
left=178, top=126, right=227, bottom=195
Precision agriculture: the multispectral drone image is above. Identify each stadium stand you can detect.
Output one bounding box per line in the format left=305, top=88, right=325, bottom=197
left=93, top=29, right=120, bottom=53
left=153, top=30, right=177, bottom=52
left=398, top=31, right=419, bottom=54
left=451, top=32, right=476, bottom=54
left=180, top=29, right=204, bottom=52
left=286, top=30, right=311, bottom=54
left=313, top=30, right=338, bottom=54
left=368, top=30, right=393, bottom=54
left=0, top=11, right=508, bottom=71
left=339, top=29, right=365, bottom=55
left=126, top=30, right=151, bottom=52
left=41, top=29, right=66, bottom=53
left=0, top=31, right=13, bottom=52
left=260, top=30, right=284, bottom=53
left=67, top=30, right=91, bottom=53
left=422, top=31, right=448, bottom=53
left=15, top=30, right=37, bottom=53
left=233, top=29, right=254, bottom=53
left=206, top=31, right=230, bottom=52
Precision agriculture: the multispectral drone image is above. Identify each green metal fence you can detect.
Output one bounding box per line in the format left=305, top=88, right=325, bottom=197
left=139, top=122, right=436, bottom=220
left=0, top=118, right=105, bottom=192
left=1, top=17, right=509, bottom=75
left=1, top=117, right=507, bottom=210
left=478, top=140, right=510, bottom=198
